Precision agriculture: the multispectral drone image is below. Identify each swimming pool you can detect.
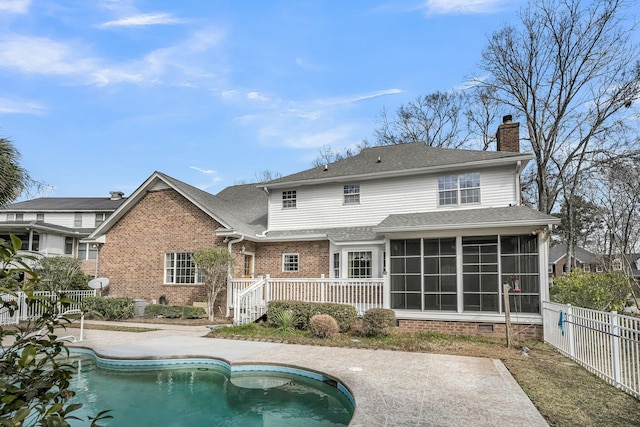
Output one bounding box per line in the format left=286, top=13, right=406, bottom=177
left=66, top=350, right=354, bottom=427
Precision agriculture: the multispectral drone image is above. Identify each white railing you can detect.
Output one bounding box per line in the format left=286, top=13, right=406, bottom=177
left=227, top=278, right=257, bottom=317
left=543, top=301, right=640, bottom=400
left=233, top=276, right=267, bottom=325
left=0, top=289, right=96, bottom=325
left=231, top=276, right=385, bottom=325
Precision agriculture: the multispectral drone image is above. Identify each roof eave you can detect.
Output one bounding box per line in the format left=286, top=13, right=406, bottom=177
left=374, top=218, right=559, bottom=233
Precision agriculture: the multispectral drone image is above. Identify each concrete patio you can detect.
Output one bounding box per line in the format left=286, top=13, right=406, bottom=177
left=67, top=321, right=548, bottom=427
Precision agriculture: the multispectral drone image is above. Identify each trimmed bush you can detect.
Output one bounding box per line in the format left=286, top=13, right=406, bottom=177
left=266, top=300, right=357, bottom=332
left=183, top=306, right=207, bottom=319
left=82, top=296, right=134, bottom=321
left=309, top=314, right=339, bottom=338
left=362, top=308, right=396, bottom=337
left=144, top=304, right=182, bottom=319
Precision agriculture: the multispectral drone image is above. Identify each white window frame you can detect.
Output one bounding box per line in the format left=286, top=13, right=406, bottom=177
left=6, top=213, right=15, bottom=221
left=283, top=253, right=299, bottom=272
left=348, top=251, right=372, bottom=278
left=332, top=252, right=340, bottom=278
left=583, top=264, right=591, bottom=273
left=612, top=259, right=623, bottom=271
left=343, top=184, right=360, bottom=204
left=164, top=252, right=203, bottom=284
left=74, top=213, right=82, bottom=227
left=15, top=213, right=23, bottom=221
left=77, top=243, right=98, bottom=260
left=95, top=213, right=107, bottom=227
left=596, top=265, right=604, bottom=273
left=36, top=213, right=44, bottom=221
left=282, top=190, right=297, bottom=209
left=438, top=173, right=480, bottom=206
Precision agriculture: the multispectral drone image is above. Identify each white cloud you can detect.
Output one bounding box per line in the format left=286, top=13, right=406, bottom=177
left=0, top=35, right=98, bottom=76
left=190, top=166, right=217, bottom=175
left=99, top=13, right=184, bottom=28
left=0, top=26, right=226, bottom=87
left=0, top=97, right=44, bottom=115
left=424, top=0, right=509, bottom=15
left=319, top=89, right=404, bottom=106
left=247, top=91, right=269, bottom=101
left=0, top=0, right=30, bottom=14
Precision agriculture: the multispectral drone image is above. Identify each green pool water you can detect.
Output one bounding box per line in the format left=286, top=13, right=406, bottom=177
left=67, top=355, right=354, bottom=427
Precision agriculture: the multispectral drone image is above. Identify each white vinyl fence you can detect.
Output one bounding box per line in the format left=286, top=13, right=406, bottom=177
left=0, top=290, right=96, bottom=325
left=543, top=301, right=640, bottom=399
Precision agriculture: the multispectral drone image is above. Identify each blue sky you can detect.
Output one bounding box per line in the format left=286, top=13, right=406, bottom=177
left=0, top=0, right=526, bottom=198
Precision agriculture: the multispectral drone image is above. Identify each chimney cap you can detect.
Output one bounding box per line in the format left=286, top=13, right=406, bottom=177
left=109, top=191, right=125, bottom=200
left=502, top=115, right=513, bottom=124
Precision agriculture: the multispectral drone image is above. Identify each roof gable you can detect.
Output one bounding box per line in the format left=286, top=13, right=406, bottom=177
left=87, top=172, right=267, bottom=241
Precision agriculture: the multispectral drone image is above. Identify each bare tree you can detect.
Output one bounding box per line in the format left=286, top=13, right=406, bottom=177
left=311, top=140, right=371, bottom=168
left=193, top=247, right=234, bottom=321
left=234, top=169, right=282, bottom=185
left=465, top=86, right=508, bottom=151
left=477, top=0, right=640, bottom=215
left=374, top=91, right=469, bottom=148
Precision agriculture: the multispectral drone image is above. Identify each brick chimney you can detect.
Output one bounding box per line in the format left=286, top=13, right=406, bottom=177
left=496, top=115, right=520, bottom=152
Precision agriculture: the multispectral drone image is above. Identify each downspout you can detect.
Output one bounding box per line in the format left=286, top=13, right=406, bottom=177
left=515, top=160, right=522, bottom=205
left=226, top=235, right=244, bottom=317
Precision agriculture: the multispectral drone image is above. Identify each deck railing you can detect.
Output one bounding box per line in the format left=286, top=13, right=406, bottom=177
left=543, top=301, right=640, bottom=400
left=230, top=276, right=384, bottom=324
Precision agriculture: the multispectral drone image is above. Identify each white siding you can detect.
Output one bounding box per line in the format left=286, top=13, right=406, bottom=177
left=269, top=166, right=517, bottom=231
left=44, top=213, right=76, bottom=228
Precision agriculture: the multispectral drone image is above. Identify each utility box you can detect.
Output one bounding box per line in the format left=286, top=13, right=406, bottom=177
left=133, top=299, right=148, bottom=317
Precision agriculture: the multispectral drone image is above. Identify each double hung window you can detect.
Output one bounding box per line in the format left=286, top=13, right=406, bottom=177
left=438, top=173, right=480, bottom=206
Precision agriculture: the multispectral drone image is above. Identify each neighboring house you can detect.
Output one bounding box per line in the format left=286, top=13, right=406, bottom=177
left=0, top=192, right=127, bottom=276
left=548, top=244, right=603, bottom=279
left=80, top=117, right=559, bottom=338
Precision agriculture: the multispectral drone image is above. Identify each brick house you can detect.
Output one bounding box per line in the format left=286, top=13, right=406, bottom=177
left=84, top=117, right=559, bottom=338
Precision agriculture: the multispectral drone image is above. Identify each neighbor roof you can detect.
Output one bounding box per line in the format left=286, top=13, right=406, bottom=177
left=4, top=197, right=126, bottom=211
left=549, top=244, right=599, bottom=264
left=263, top=143, right=532, bottom=188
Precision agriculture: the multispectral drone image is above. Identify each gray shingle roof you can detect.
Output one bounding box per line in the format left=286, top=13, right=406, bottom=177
left=265, top=143, right=531, bottom=187
left=374, top=205, right=559, bottom=232
left=264, top=226, right=383, bottom=242
left=4, top=197, right=126, bottom=211
left=156, top=173, right=267, bottom=235
left=549, top=244, right=598, bottom=264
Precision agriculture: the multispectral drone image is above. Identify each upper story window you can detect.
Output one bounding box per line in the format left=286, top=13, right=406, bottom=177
left=343, top=184, right=360, bottom=204
left=95, top=213, right=107, bottom=227
left=165, top=252, right=203, bottom=284
left=74, top=213, right=82, bottom=227
left=283, top=253, right=299, bottom=272
left=438, top=173, right=480, bottom=206
left=6, top=213, right=15, bottom=221
left=15, top=213, right=23, bottom=221
left=36, top=213, right=44, bottom=221
left=282, top=190, right=297, bottom=209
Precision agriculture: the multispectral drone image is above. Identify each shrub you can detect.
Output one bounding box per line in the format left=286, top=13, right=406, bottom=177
left=183, top=306, right=207, bottom=319
left=269, top=309, right=298, bottom=333
left=550, top=270, right=632, bottom=312
left=143, top=304, right=182, bottom=319
left=266, top=300, right=357, bottom=332
left=83, top=296, right=133, bottom=320
left=309, top=314, right=339, bottom=338
left=362, top=308, right=396, bottom=337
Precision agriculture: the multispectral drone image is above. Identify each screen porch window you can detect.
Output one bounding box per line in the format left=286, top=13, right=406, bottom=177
left=282, top=190, right=297, bottom=209
left=462, top=236, right=499, bottom=312
left=343, top=184, right=360, bottom=204
left=500, top=235, right=540, bottom=313
left=348, top=251, right=372, bottom=278
left=438, top=173, right=480, bottom=206
left=283, top=253, right=299, bottom=272
left=165, top=252, right=203, bottom=284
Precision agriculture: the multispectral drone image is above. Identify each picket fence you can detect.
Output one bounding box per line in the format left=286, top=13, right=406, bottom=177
left=543, top=301, right=640, bottom=400
left=0, top=290, right=96, bottom=325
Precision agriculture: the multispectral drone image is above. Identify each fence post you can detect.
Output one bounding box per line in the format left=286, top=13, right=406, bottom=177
left=265, top=274, right=270, bottom=304
left=567, top=304, right=575, bottom=359
left=610, top=311, right=622, bottom=388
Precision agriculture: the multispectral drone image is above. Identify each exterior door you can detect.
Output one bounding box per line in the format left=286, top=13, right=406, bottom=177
left=243, top=254, right=254, bottom=278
